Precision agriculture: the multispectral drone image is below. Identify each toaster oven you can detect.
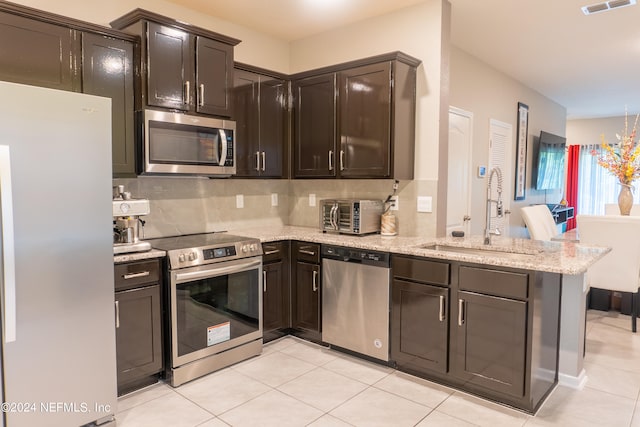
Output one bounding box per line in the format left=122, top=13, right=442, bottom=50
left=320, top=199, right=384, bottom=235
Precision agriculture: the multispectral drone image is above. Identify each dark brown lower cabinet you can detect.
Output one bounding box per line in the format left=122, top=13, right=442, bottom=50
left=391, top=278, right=448, bottom=373
left=262, top=241, right=290, bottom=342
left=451, top=290, right=527, bottom=398
left=291, top=242, right=321, bottom=342
left=390, top=255, right=561, bottom=414
left=114, top=259, right=163, bottom=396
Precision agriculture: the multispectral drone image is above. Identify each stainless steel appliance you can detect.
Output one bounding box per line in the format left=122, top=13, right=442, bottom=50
left=150, top=233, right=263, bottom=386
left=321, top=245, right=391, bottom=362
left=0, top=81, right=116, bottom=426
left=140, top=109, right=236, bottom=176
left=113, top=192, right=152, bottom=254
left=320, top=199, right=384, bottom=235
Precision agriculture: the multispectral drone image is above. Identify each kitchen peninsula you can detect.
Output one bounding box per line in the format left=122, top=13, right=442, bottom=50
left=230, top=225, right=609, bottom=412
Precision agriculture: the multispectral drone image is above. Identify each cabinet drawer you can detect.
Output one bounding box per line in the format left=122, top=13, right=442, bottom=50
left=459, top=266, right=528, bottom=300
left=114, top=259, right=160, bottom=290
left=262, top=241, right=286, bottom=263
left=392, top=255, right=449, bottom=285
left=293, top=242, right=320, bottom=263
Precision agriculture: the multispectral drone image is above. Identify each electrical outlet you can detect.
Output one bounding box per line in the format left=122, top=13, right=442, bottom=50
left=309, top=194, right=316, bottom=207
left=417, top=196, right=432, bottom=213
left=390, top=195, right=399, bottom=211
left=236, top=194, right=244, bottom=209
left=271, top=193, right=278, bottom=207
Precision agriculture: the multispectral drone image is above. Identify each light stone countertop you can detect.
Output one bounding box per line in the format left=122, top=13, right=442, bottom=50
left=229, top=225, right=610, bottom=275
left=114, top=248, right=166, bottom=264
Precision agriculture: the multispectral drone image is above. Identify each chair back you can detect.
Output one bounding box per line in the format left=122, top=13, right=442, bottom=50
left=576, top=214, right=640, bottom=292
left=604, top=203, right=640, bottom=216
left=521, top=205, right=558, bottom=241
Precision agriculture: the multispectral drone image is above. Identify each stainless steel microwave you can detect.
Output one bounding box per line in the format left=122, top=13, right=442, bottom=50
left=140, top=109, right=236, bottom=176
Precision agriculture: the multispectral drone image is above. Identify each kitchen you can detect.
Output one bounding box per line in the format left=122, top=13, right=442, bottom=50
left=0, top=0, right=636, bottom=426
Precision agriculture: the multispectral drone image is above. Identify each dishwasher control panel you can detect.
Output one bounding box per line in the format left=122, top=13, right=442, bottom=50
left=321, top=244, right=390, bottom=268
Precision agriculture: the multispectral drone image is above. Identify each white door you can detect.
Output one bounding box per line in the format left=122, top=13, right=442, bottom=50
left=488, top=119, right=513, bottom=237
left=447, top=107, right=473, bottom=236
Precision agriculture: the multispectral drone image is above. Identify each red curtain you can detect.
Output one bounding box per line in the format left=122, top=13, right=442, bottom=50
left=565, top=145, right=580, bottom=230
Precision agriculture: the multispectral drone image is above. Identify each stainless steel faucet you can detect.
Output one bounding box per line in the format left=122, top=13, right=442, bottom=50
left=484, top=167, right=504, bottom=245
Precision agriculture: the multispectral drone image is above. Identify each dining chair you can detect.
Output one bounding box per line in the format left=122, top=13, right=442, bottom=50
left=604, top=204, right=640, bottom=216
left=520, top=205, right=558, bottom=241
left=576, top=214, right=640, bottom=332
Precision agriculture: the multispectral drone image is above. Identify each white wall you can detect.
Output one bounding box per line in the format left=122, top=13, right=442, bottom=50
left=567, top=115, right=629, bottom=147
left=450, top=47, right=567, bottom=238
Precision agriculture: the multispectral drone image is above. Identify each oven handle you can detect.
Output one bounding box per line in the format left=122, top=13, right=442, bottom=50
left=174, top=258, right=261, bottom=284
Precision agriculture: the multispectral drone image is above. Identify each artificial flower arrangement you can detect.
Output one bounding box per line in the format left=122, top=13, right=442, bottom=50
left=592, top=113, right=640, bottom=185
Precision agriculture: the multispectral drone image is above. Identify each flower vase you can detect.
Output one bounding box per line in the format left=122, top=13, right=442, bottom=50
left=618, top=184, right=633, bottom=215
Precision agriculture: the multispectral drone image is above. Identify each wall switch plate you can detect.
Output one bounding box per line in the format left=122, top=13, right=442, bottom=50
left=271, top=193, right=278, bottom=207
left=417, top=196, right=432, bottom=213
left=390, top=195, right=399, bottom=211
left=309, top=193, right=316, bottom=207
left=236, top=194, right=244, bottom=209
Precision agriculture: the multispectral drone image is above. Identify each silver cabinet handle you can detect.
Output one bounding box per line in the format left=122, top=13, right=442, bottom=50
left=199, top=83, right=205, bottom=107
left=299, top=249, right=316, bottom=256
left=439, top=295, right=445, bottom=322
left=340, top=150, right=345, bottom=171
left=255, top=151, right=261, bottom=171
left=264, top=249, right=280, bottom=255
left=328, top=150, right=334, bottom=171
left=123, top=271, right=150, bottom=280
left=312, top=270, right=319, bottom=292
left=263, top=271, right=267, bottom=293
left=458, top=299, right=465, bottom=326
left=184, top=81, right=190, bottom=105
left=115, top=301, right=120, bottom=329
left=261, top=152, right=266, bottom=172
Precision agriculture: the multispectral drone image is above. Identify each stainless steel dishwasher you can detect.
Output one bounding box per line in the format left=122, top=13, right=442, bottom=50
left=322, top=245, right=391, bottom=362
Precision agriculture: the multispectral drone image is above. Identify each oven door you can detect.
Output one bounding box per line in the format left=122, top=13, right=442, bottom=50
left=169, top=256, right=262, bottom=368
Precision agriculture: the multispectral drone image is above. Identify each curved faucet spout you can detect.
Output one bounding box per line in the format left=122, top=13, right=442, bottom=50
left=484, top=167, right=504, bottom=245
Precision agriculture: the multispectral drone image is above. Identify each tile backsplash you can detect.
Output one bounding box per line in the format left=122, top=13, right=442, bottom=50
left=113, top=177, right=438, bottom=238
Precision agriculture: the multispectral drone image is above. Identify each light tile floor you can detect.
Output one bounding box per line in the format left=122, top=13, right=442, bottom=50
left=116, top=310, right=640, bottom=427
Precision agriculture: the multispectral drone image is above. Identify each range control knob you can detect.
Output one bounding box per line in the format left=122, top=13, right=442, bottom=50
left=251, top=243, right=258, bottom=252
left=178, top=253, right=186, bottom=263
left=241, top=244, right=249, bottom=253
left=188, top=252, right=197, bottom=261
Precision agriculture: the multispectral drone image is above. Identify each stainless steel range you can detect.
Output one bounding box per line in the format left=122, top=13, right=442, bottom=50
left=150, top=232, right=263, bottom=387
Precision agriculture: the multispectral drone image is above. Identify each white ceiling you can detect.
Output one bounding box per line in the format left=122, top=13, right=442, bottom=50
left=166, top=0, right=640, bottom=119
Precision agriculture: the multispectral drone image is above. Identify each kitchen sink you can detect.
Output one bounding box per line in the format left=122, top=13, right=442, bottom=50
left=419, top=244, right=541, bottom=259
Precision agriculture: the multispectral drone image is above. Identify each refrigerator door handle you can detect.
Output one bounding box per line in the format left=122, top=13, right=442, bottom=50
left=0, top=145, right=16, bottom=343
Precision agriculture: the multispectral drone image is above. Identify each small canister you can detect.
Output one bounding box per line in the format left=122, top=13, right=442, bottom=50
left=380, top=211, right=397, bottom=236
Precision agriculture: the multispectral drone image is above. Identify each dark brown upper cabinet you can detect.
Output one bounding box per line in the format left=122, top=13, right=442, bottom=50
left=0, top=1, right=138, bottom=178
left=233, top=65, right=288, bottom=178
left=293, top=73, right=337, bottom=178
left=81, top=33, right=135, bottom=177
left=0, top=10, right=78, bottom=91
left=292, top=52, right=419, bottom=180
left=111, top=9, right=239, bottom=118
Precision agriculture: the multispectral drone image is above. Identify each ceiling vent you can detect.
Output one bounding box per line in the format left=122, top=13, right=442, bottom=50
left=582, top=0, right=636, bottom=15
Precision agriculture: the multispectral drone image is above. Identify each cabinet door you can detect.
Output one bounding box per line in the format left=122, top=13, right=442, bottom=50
left=263, top=260, right=286, bottom=332
left=81, top=33, right=135, bottom=177
left=293, top=261, right=321, bottom=332
left=293, top=73, right=336, bottom=178
left=233, top=69, right=260, bottom=177
left=195, top=35, right=233, bottom=116
left=0, top=12, right=78, bottom=91
left=115, top=284, right=162, bottom=394
left=259, top=76, right=287, bottom=177
left=391, top=278, right=448, bottom=373
left=452, top=290, right=527, bottom=398
left=146, top=21, right=190, bottom=110
left=338, top=62, right=391, bottom=177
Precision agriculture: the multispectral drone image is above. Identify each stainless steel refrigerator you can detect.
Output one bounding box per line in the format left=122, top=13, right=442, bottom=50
left=0, top=81, right=117, bottom=426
